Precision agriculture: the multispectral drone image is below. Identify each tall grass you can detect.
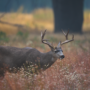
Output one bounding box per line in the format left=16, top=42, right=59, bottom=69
left=0, top=33, right=90, bottom=90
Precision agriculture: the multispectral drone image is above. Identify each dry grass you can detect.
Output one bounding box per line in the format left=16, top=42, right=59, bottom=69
left=83, top=10, right=90, bottom=32
left=0, top=33, right=90, bottom=90
left=0, top=8, right=54, bottom=35
left=0, top=8, right=90, bottom=35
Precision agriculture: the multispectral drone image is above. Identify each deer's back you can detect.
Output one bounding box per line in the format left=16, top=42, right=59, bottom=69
left=0, top=46, right=41, bottom=69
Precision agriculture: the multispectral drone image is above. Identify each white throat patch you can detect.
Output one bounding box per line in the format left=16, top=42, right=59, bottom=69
left=51, top=57, right=56, bottom=62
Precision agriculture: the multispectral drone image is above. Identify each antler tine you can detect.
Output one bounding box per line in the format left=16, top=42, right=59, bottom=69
left=72, top=34, right=74, bottom=40
left=41, top=30, right=54, bottom=50
left=62, top=29, right=66, bottom=35
left=41, top=30, right=48, bottom=42
left=61, top=30, right=74, bottom=45
left=41, top=30, right=46, bottom=39
left=62, top=29, right=69, bottom=40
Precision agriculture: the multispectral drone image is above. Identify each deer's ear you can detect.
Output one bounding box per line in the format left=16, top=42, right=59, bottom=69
left=57, top=41, right=61, bottom=48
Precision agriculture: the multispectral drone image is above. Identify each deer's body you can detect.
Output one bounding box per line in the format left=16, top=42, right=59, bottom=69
left=0, top=30, right=74, bottom=77
left=0, top=46, right=57, bottom=76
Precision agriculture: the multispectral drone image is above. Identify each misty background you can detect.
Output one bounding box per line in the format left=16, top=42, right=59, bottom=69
left=0, top=0, right=90, bottom=12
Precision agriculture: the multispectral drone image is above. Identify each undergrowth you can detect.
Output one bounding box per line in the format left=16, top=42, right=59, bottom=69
left=0, top=33, right=90, bottom=90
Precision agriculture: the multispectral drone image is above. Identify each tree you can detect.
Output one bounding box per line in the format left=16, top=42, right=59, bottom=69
left=52, top=0, right=84, bottom=33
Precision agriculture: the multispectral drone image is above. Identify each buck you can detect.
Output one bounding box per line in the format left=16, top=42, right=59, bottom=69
left=0, top=30, right=74, bottom=77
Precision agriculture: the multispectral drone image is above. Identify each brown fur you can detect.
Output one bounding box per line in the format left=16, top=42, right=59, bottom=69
left=0, top=46, right=57, bottom=77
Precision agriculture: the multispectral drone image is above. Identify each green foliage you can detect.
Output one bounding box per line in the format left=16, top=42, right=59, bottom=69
left=33, top=13, right=52, bottom=21
left=40, top=44, right=45, bottom=49
left=32, top=36, right=39, bottom=42
left=0, top=31, right=9, bottom=42
left=48, top=36, right=58, bottom=42
left=33, top=9, right=53, bottom=21
left=16, top=31, right=29, bottom=40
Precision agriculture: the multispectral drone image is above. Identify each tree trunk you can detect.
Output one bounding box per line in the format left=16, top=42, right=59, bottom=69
left=52, top=0, right=84, bottom=33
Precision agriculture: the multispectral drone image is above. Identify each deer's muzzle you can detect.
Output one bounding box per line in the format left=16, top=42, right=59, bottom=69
left=60, top=55, right=65, bottom=60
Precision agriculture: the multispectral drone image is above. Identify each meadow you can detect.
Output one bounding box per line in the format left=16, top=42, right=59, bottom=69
left=0, top=8, right=90, bottom=90
left=0, top=31, right=89, bottom=90
left=0, top=8, right=90, bottom=35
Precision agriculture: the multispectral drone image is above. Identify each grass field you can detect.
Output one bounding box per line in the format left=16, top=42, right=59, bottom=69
left=0, top=32, right=90, bottom=90
left=0, top=8, right=90, bottom=90
left=0, top=8, right=54, bottom=35
left=0, top=8, right=90, bottom=35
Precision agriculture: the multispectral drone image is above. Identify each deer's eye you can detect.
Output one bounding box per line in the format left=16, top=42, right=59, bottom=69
left=55, top=51, right=58, bottom=53
left=54, top=50, right=59, bottom=53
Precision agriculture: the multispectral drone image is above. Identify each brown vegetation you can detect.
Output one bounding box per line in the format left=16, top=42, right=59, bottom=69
left=0, top=8, right=90, bottom=90
left=0, top=32, right=89, bottom=90
left=0, top=8, right=90, bottom=35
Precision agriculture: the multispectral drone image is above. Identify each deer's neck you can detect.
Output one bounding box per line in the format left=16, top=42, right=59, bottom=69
left=41, top=51, right=57, bottom=69
left=44, top=51, right=57, bottom=61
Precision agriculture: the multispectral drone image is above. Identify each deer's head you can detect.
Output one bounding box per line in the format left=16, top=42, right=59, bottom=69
left=41, top=30, right=74, bottom=60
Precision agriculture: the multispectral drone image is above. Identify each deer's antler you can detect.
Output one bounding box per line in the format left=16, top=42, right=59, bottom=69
left=41, top=30, right=54, bottom=50
left=61, top=30, right=74, bottom=45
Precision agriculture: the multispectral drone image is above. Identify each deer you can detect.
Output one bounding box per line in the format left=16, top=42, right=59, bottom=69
left=0, top=30, right=74, bottom=77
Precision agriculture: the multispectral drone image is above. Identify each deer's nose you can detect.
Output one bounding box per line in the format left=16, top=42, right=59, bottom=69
left=60, top=55, right=65, bottom=59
